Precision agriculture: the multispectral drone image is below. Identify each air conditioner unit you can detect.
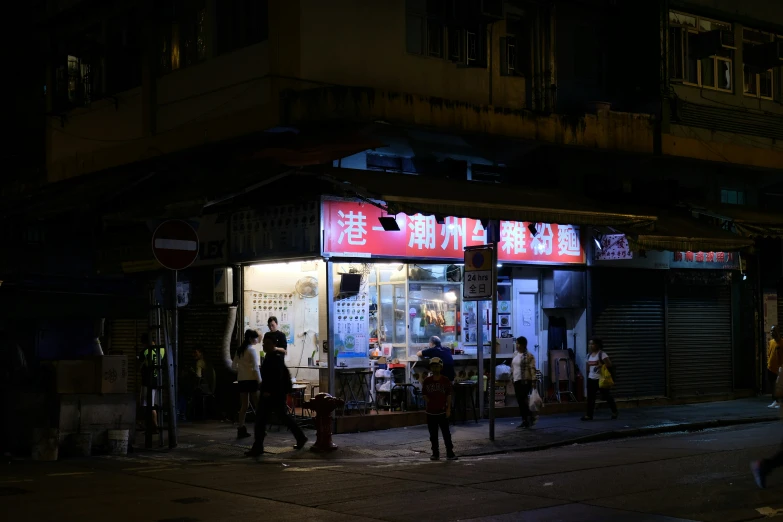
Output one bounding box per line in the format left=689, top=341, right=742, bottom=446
left=213, top=267, right=234, bottom=305
left=744, top=40, right=783, bottom=70
left=691, top=30, right=736, bottom=59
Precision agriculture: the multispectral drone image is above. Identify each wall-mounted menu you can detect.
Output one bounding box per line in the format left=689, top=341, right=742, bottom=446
left=462, top=300, right=491, bottom=347
left=336, top=291, right=369, bottom=358
left=250, top=292, right=295, bottom=344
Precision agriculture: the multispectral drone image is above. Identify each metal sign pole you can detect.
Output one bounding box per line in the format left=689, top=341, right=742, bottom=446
left=489, top=245, right=498, bottom=440
left=476, top=301, right=484, bottom=420
left=170, top=269, right=178, bottom=447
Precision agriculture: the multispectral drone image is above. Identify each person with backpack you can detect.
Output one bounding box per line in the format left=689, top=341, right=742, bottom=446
left=232, top=330, right=261, bottom=439
left=582, top=337, right=618, bottom=421
left=245, top=336, right=307, bottom=458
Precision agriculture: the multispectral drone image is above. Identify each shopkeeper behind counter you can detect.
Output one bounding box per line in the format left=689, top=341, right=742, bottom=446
left=417, top=336, right=455, bottom=382
left=263, top=316, right=288, bottom=356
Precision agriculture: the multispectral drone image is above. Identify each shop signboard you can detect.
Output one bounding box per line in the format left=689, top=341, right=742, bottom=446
left=669, top=251, right=739, bottom=270
left=322, top=199, right=585, bottom=264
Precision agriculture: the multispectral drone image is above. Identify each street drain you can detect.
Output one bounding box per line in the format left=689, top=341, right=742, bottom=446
left=171, top=497, right=209, bottom=505
left=0, top=487, right=28, bottom=496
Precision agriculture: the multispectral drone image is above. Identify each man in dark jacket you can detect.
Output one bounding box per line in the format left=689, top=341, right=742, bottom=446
left=246, top=336, right=307, bottom=458
left=417, top=336, right=456, bottom=382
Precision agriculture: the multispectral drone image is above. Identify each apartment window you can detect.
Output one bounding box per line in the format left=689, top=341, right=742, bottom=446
left=159, top=0, right=207, bottom=74
left=406, top=0, right=445, bottom=58
left=668, top=11, right=734, bottom=92
left=216, top=0, right=269, bottom=55
left=54, top=26, right=105, bottom=110
left=743, top=29, right=776, bottom=100
left=721, top=189, right=745, bottom=205
left=500, top=35, right=520, bottom=76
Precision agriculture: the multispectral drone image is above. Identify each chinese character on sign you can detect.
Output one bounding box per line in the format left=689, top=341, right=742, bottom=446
left=706, top=252, right=715, bottom=262
left=674, top=252, right=683, bottom=261
left=441, top=217, right=467, bottom=250
left=531, top=223, right=553, bottom=256
left=337, top=210, right=367, bottom=246
left=471, top=221, right=487, bottom=245
left=726, top=252, right=733, bottom=261
left=716, top=252, right=725, bottom=262
left=685, top=251, right=694, bottom=262
left=696, top=252, right=704, bottom=263
left=500, top=221, right=526, bottom=255
left=557, top=225, right=581, bottom=257
left=408, top=214, right=437, bottom=250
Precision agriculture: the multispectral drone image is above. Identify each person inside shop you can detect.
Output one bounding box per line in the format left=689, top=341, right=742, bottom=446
left=245, top=336, right=307, bottom=458
left=138, top=333, right=163, bottom=431
left=422, top=357, right=457, bottom=461
left=417, top=336, right=455, bottom=382
left=582, top=337, right=618, bottom=421
left=512, top=336, right=537, bottom=429
left=768, top=325, right=782, bottom=409
left=264, top=316, right=288, bottom=356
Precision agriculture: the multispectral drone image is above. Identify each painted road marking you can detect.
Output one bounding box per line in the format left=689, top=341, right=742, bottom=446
left=757, top=507, right=783, bottom=517
left=0, top=479, right=33, bottom=484
left=154, top=238, right=197, bottom=251
left=46, top=472, right=94, bottom=477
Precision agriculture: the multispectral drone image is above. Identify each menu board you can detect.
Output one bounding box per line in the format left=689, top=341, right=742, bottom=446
left=462, top=301, right=491, bottom=347
left=336, top=291, right=369, bottom=359
left=249, top=292, right=295, bottom=344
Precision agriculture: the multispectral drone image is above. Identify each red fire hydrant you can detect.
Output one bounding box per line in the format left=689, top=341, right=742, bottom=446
left=306, top=393, right=344, bottom=452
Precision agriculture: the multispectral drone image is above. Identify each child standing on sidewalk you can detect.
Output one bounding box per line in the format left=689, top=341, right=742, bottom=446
left=422, top=357, right=457, bottom=461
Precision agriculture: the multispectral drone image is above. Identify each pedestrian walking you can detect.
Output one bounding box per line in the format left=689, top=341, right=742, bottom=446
left=751, top=375, right=783, bottom=488
left=233, top=329, right=261, bottom=439
left=245, top=336, right=307, bottom=458
left=512, top=336, right=537, bottom=429
left=422, top=357, right=457, bottom=461
left=582, top=337, right=618, bottom=421
left=767, top=326, right=781, bottom=409
left=417, top=336, right=456, bottom=382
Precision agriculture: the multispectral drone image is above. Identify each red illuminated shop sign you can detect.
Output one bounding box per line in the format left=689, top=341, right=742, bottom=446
left=322, top=199, right=585, bottom=264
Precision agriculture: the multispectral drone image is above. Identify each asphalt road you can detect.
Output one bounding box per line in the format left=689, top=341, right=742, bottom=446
left=2, top=422, right=783, bottom=521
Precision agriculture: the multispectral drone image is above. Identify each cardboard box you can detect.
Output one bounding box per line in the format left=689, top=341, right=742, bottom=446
left=55, top=360, right=97, bottom=394
left=94, top=356, right=128, bottom=394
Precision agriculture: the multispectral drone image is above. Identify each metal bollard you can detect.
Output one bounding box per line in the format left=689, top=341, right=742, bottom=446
left=305, top=393, right=344, bottom=452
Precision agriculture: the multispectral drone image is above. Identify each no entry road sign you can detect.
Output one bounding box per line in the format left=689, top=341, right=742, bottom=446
left=152, top=220, right=199, bottom=271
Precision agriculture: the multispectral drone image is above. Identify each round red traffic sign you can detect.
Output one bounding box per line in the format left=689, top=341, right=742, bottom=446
left=152, top=220, right=199, bottom=271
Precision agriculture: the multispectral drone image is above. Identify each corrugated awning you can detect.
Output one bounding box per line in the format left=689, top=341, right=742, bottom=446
left=319, top=168, right=657, bottom=227
left=621, top=214, right=754, bottom=252
left=689, top=203, right=783, bottom=238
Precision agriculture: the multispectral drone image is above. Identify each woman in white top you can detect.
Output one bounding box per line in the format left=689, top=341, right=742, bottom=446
left=511, top=336, right=537, bottom=428
left=233, top=329, right=261, bottom=439
left=582, top=337, right=618, bottom=421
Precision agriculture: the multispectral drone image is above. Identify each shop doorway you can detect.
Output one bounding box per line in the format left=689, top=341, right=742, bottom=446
left=514, top=293, right=539, bottom=358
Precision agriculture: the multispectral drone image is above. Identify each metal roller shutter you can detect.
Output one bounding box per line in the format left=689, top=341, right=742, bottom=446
left=592, top=269, right=666, bottom=399
left=668, top=285, right=732, bottom=396
left=108, top=318, right=145, bottom=396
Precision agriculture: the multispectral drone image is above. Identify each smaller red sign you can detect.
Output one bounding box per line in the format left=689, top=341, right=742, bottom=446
left=152, top=220, right=200, bottom=270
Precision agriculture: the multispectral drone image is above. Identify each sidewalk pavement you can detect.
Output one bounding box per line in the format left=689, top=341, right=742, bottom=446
left=134, top=397, right=781, bottom=461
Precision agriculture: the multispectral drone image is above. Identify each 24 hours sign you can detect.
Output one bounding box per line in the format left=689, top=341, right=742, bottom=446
left=463, top=246, right=495, bottom=301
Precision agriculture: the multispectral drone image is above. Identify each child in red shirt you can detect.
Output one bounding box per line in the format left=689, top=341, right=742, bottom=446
left=422, top=357, right=457, bottom=461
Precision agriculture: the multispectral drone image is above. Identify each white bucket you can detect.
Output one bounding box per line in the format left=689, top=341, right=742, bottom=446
left=32, top=428, right=59, bottom=461
left=107, top=429, right=129, bottom=456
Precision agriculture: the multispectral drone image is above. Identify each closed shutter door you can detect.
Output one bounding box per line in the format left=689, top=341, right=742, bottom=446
left=108, top=318, right=145, bottom=396
left=668, top=285, right=732, bottom=396
left=181, top=305, right=231, bottom=371
left=592, top=269, right=666, bottom=398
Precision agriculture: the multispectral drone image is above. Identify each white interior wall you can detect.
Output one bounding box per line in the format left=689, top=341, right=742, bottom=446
left=243, top=261, right=322, bottom=384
